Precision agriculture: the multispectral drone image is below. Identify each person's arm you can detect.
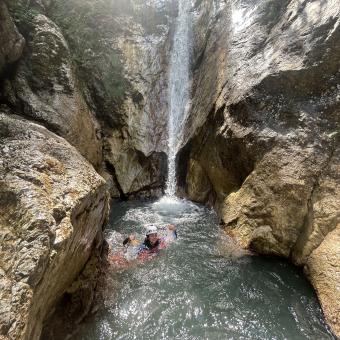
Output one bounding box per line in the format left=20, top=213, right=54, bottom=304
left=168, top=224, right=177, bottom=239
left=123, top=234, right=137, bottom=246
left=123, top=237, right=130, bottom=246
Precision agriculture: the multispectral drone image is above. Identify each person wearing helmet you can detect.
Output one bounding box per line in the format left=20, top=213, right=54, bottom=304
left=139, top=224, right=177, bottom=256
left=122, top=224, right=177, bottom=256
left=142, top=225, right=163, bottom=252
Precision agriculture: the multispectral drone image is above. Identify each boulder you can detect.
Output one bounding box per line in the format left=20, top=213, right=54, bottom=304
left=0, top=112, right=109, bottom=339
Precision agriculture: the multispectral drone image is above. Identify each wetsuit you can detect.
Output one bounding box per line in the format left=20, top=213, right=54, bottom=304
left=139, top=231, right=177, bottom=254
left=139, top=237, right=163, bottom=254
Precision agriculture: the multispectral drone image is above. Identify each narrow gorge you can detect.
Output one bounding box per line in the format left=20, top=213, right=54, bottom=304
left=0, top=0, right=339, bottom=339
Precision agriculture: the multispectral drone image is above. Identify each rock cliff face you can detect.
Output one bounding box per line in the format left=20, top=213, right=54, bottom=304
left=0, top=112, right=109, bottom=339
left=0, top=1, right=24, bottom=74
left=179, top=0, right=340, bottom=335
left=49, top=0, right=174, bottom=199
left=2, top=12, right=102, bottom=168
left=2, top=0, right=173, bottom=200
left=0, top=0, right=172, bottom=338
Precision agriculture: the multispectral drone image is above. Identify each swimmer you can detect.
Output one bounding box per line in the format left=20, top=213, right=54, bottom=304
left=141, top=225, right=177, bottom=252
left=123, top=225, right=177, bottom=258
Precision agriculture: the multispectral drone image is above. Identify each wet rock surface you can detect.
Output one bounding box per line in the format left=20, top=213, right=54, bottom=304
left=180, top=0, right=340, bottom=335
left=48, top=0, right=175, bottom=198
left=0, top=0, right=172, bottom=337
left=0, top=113, right=109, bottom=339
left=0, top=0, right=25, bottom=74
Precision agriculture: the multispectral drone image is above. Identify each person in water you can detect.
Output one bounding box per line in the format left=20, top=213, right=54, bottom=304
left=109, top=225, right=177, bottom=266
left=123, top=224, right=177, bottom=257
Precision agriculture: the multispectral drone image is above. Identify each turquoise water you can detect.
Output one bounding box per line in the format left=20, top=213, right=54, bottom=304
left=73, top=198, right=335, bottom=340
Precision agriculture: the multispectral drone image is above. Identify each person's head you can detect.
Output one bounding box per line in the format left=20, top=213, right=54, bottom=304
left=146, top=225, right=158, bottom=245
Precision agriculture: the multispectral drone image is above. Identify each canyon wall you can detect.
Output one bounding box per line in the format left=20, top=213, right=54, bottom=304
left=179, top=0, right=340, bottom=335
left=1, top=0, right=339, bottom=337
left=0, top=0, right=173, bottom=338
left=48, top=0, right=174, bottom=199
left=0, top=113, right=109, bottom=339
left=0, top=3, right=109, bottom=338
left=2, top=0, right=174, bottom=201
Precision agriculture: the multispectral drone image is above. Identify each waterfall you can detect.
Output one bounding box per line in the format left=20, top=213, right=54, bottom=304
left=165, top=0, right=191, bottom=197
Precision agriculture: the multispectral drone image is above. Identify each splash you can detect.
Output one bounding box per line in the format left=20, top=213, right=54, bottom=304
left=75, top=200, right=332, bottom=340
left=165, top=0, right=192, bottom=197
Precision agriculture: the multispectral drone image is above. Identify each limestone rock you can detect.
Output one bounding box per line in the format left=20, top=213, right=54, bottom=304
left=5, top=13, right=102, bottom=168
left=292, top=144, right=340, bottom=265
left=0, top=112, right=109, bottom=339
left=105, top=130, right=167, bottom=198
left=301, top=145, right=340, bottom=334
left=103, top=4, right=172, bottom=197
left=48, top=0, right=173, bottom=197
left=0, top=0, right=25, bottom=74
left=186, top=158, right=213, bottom=204
left=220, top=142, right=337, bottom=256
left=180, top=0, right=340, bottom=335
left=305, top=226, right=340, bottom=337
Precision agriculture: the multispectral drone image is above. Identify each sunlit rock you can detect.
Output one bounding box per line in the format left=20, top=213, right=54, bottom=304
left=180, top=0, right=340, bottom=335
left=0, top=113, right=109, bottom=339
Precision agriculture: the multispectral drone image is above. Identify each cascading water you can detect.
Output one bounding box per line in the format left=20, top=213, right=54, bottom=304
left=165, top=0, right=191, bottom=197
left=57, top=2, right=336, bottom=339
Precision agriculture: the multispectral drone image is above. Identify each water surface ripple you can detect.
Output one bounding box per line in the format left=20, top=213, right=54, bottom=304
left=74, top=198, right=334, bottom=340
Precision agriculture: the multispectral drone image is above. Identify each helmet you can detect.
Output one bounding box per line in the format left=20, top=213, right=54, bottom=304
left=146, top=225, right=158, bottom=236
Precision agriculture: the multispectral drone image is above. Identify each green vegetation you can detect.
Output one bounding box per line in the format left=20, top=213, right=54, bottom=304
left=50, top=0, right=128, bottom=103
left=7, top=0, right=39, bottom=31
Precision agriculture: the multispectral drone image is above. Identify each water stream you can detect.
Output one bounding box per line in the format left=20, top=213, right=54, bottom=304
left=73, top=198, right=334, bottom=340
left=165, top=0, right=191, bottom=196
left=72, top=2, right=334, bottom=339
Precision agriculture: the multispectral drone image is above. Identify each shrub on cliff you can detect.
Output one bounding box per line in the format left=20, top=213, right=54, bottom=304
left=7, top=0, right=39, bottom=33
left=49, top=0, right=128, bottom=126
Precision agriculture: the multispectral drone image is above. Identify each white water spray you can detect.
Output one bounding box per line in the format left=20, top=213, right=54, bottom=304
left=165, top=0, right=191, bottom=197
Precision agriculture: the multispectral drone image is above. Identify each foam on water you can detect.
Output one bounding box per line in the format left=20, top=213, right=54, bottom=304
left=152, top=196, right=197, bottom=216
left=74, top=199, right=335, bottom=340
